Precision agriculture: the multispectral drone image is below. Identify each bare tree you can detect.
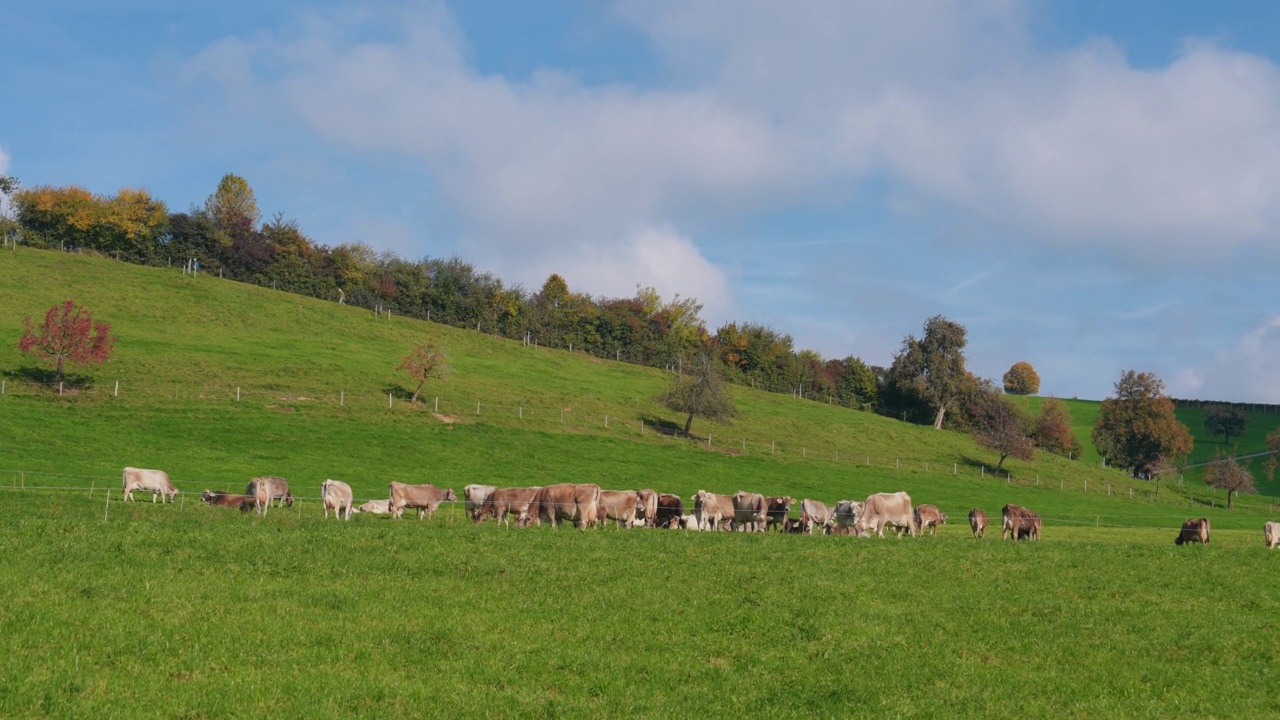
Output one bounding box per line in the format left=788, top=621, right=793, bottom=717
left=660, top=352, right=737, bottom=437
left=1203, top=452, right=1255, bottom=510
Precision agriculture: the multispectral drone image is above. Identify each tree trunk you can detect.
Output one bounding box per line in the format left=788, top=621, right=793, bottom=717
left=410, top=381, right=425, bottom=404
left=995, top=454, right=1008, bottom=472
left=683, top=413, right=695, bottom=437
left=932, top=405, right=946, bottom=430
left=1228, top=489, right=1234, bottom=510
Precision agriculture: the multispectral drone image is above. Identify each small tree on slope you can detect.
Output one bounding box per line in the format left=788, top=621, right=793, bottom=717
left=397, top=341, right=448, bottom=404
left=17, top=300, right=115, bottom=386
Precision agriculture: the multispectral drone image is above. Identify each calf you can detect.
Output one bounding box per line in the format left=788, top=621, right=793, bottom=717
left=321, top=479, right=354, bottom=521
left=1267, top=522, right=1280, bottom=549
left=388, top=481, right=457, bottom=520
left=123, top=467, right=178, bottom=503
left=969, top=508, right=988, bottom=539
left=1001, top=504, right=1041, bottom=541
left=914, top=504, right=947, bottom=536
left=201, top=489, right=253, bottom=512
left=1174, top=518, right=1210, bottom=546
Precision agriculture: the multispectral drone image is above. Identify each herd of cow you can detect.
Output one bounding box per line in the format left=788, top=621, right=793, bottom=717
left=120, top=467, right=1280, bottom=546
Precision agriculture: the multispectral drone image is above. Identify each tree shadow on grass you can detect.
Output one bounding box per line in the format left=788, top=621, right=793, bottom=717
left=2, top=366, right=96, bottom=391
left=638, top=414, right=685, bottom=438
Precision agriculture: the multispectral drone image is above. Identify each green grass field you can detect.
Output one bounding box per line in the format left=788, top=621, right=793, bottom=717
left=2, top=248, right=1279, bottom=716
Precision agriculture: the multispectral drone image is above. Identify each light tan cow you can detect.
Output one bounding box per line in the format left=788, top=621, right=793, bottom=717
left=799, top=498, right=835, bottom=535
left=1265, top=522, right=1280, bottom=549
left=914, top=504, right=947, bottom=536
left=122, top=467, right=178, bottom=503
left=353, top=499, right=391, bottom=515
left=388, top=481, right=458, bottom=520
left=598, top=490, right=642, bottom=528
left=732, top=491, right=769, bottom=532
left=475, top=487, right=542, bottom=528
left=321, top=479, right=354, bottom=520
left=525, top=483, right=601, bottom=529
left=692, top=490, right=735, bottom=531
left=969, top=508, right=988, bottom=539
left=246, top=476, right=293, bottom=516
left=854, top=492, right=916, bottom=538
left=635, top=489, right=659, bottom=527
left=464, top=484, right=497, bottom=521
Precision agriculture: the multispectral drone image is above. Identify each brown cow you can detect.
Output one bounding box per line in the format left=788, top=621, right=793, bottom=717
left=321, top=479, right=354, bottom=521
left=475, top=487, right=541, bottom=528
left=799, top=499, right=834, bottom=535
left=914, top=504, right=947, bottom=536
left=1001, top=504, right=1041, bottom=541
left=526, top=483, right=601, bottom=529
left=854, top=492, right=916, bottom=538
left=1174, top=518, right=1210, bottom=546
left=764, top=496, right=795, bottom=532
left=654, top=493, right=685, bottom=529
left=201, top=489, right=253, bottom=512
left=463, top=484, right=497, bottom=521
left=123, top=467, right=178, bottom=503
left=598, top=490, right=642, bottom=528
left=969, top=508, right=988, bottom=539
left=635, top=489, right=659, bottom=527
left=732, top=491, right=769, bottom=532
left=692, top=490, right=735, bottom=531
left=388, top=481, right=458, bottom=520
left=246, top=476, right=293, bottom=516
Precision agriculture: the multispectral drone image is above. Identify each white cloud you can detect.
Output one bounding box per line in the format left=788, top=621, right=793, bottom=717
left=1171, top=316, right=1280, bottom=402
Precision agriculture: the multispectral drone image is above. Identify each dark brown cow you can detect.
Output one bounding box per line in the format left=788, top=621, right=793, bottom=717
left=201, top=490, right=253, bottom=512
left=782, top=517, right=806, bottom=533
left=968, top=508, right=988, bottom=539
left=1174, top=518, right=1210, bottom=546
left=475, top=487, right=541, bottom=528
left=914, top=504, right=947, bottom=536
left=526, top=483, right=601, bottom=529
left=1001, top=504, right=1041, bottom=541
left=732, top=491, right=768, bottom=532
left=388, top=481, right=458, bottom=520
left=764, top=496, right=795, bottom=532
left=654, top=493, right=685, bottom=529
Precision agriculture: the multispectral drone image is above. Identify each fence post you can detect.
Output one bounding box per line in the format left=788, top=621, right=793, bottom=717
left=2, top=380, right=5, bottom=395
left=519, top=406, right=523, bottom=419
left=1129, top=488, right=1133, bottom=499
left=389, top=393, right=393, bottom=409
left=771, top=441, right=775, bottom=455
left=114, top=380, right=119, bottom=398
left=476, top=402, right=480, bottom=415
left=237, top=387, right=240, bottom=402
left=981, top=466, right=984, bottom=478
left=708, top=433, right=712, bottom=448
left=802, top=447, right=806, bottom=458
left=89, top=481, right=94, bottom=498
left=59, top=382, right=63, bottom=396
left=340, top=390, right=344, bottom=407
left=1084, top=480, right=1088, bottom=493
left=953, top=463, right=957, bottom=475
left=104, top=489, right=110, bottom=522
left=605, top=415, right=608, bottom=428
left=435, top=397, right=439, bottom=413
left=742, top=438, right=746, bottom=451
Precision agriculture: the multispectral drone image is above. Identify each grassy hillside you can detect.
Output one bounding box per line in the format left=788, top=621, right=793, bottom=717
left=3, top=248, right=1280, bottom=716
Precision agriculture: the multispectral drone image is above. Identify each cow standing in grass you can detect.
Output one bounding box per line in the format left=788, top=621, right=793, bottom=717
left=123, top=467, right=178, bottom=503
left=246, top=477, right=292, bottom=516
left=1002, top=504, right=1041, bottom=541
left=1174, top=518, right=1210, bottom=546
left=1267, top=522, right=1280, bottom=549
left=969, top=508, right=988, bottom=539
left=321, top=479, right=354, bottom=520
left=388, top=482, right=457, bottom=521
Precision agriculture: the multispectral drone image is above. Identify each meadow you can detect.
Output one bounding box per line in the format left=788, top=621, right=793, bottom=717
left=1, top=248, right=1278, bottom=716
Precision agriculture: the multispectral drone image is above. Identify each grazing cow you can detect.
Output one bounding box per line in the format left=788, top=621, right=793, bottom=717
left=832, top=500, right=865, bottom=536
left=635, top=489, right=659, bottom=527
left=655, top=493, right=685, bottom=529
left=525, top=483, right=601, bottom=529
left=1174, top=518, right=1210, bottom=546
left=463, top=484, right=497, bottom=521
left=476, top=487, right=542, bottom=528
left=122, top=467, right=178, bottom=503
left=1001, top=504, right=1041, bottom=541
left=732, top=491, right=769, bottom=532
left=969, top=508, right=988, bottom=539
left=245, top=476, right=293, bottom=515
left=201, top=490, right=253, bottom=512
left=321, top=479, right=354, bottom=521
left=388, top=481, right=457, bottom=520
left=692, top=490, right=735, bottom=531
left=914, top=505, right=947, bottom=536
left=1265, top=522, right=1280, bottom=549
left=599, top=490, right=643, bottom=528
left=854, top=492, right=916, bottom=538
left=800, top=499, right=835, bottom=535
left=764, top=496, right=795, bottom=532
left=354, top=499, right=391, bottom=515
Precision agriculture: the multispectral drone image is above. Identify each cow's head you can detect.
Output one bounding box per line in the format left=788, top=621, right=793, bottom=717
left=201, top=490, right=213, bottom=503
left=284, top=493, right=295, bottom=508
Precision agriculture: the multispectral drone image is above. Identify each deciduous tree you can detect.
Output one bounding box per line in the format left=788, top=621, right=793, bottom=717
left=885, top=315, right=969, bottom=429
left=17, top=300, right=116, bottom=386
left=1002, top=361, right=1040, bottom=396
left=204, top=173, right=260, bottom=237
left=397, top=341, right=448, bottom=404
left=1203, top=404, right=1248, bottom=446
left=1202, top=452, right=1255, bottom=509
left=660, top=352, right=737, bottom=437
left=1091, top=370, right=1193, bottom=477
left=969, top=381, right=1034, bottom=471
left=1032, top=398, right=1083, bottom=459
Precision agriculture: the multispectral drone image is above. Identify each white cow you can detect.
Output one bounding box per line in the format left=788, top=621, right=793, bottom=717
left=464, top=484, right=498, bottom=521
left=122, top=467, right=178, bottom=503
left=1265, top=522, right=1280, bottom=549
left=321, top=479, right=354, bottom=520
left=353, top=499, right=391, bottom=515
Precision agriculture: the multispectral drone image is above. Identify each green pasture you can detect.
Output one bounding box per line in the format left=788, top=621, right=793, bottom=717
left=3, top=248, right=1280, bottom=716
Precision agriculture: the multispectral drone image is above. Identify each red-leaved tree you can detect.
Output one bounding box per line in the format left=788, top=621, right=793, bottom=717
left=17, top=300, right=116, bottom=386
left=397, top=340, right=448, bottom=403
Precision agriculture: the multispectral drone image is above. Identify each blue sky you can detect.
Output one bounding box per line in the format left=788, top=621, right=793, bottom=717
left=4, top=1, right=1280, bottom=402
